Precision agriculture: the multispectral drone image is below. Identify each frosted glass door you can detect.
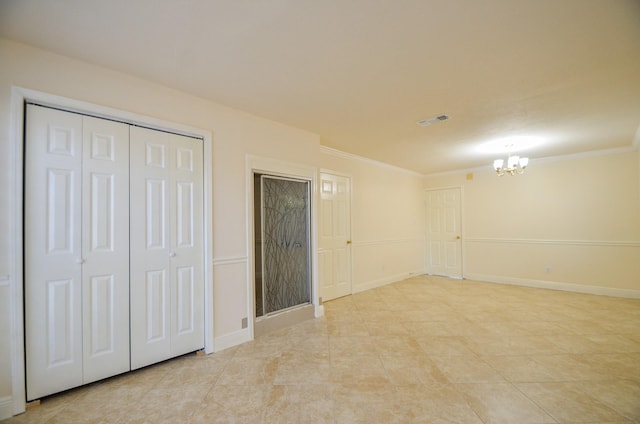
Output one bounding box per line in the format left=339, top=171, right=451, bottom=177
left=259, top=176, right=311, bottom=316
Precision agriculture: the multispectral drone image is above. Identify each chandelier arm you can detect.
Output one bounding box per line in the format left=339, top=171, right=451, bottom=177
left=492, top=154, right=529, bottom=176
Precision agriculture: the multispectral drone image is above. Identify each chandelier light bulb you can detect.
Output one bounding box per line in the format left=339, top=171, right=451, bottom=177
left=492, top=152, right=529, bottom=176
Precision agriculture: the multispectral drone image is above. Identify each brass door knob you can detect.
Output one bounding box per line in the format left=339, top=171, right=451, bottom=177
left=346, top=240, right=352, bottom=244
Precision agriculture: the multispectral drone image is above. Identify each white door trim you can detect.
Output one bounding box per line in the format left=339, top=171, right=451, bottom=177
left=245, top=155, right=321, bottom=341
left=10, top=87, right=214, bottom=415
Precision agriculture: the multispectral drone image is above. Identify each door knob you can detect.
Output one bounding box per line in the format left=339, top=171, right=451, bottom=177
left=169, top=252, right=176, bottom=257
left=456, top=236, right=461, bottom=239
left=346, top=240, right=352, bottom=245
left=75, top=258, right=85, bottom=264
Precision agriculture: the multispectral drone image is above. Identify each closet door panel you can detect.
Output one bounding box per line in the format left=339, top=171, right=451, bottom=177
left=130, top=127, right=172, bottom=369
left=169, top=134, right=204, bottom=356
left=81, top=116, right=130, bottom=383
left=130, top=128, right=204, bottom=367
left=25, top=105, right=84, bottom=400
left=26, top=104, right=204, bottom=398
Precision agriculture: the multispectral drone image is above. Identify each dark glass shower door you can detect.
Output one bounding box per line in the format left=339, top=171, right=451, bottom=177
left=255, top=175, right=311, bottom=317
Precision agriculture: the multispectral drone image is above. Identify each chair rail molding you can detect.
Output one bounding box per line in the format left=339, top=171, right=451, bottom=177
left=464, top=237, right=640, bottom=248
left=213, top=256, right=249, bottom=266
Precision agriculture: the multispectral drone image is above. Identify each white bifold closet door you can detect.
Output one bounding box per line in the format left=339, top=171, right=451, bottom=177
left=129, top=126, right=204, bottom=370
left=25, top=105, right=130, bottom=400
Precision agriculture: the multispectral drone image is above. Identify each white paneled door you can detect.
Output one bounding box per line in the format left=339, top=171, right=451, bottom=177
left=425, top=188, right=462, bottom=278
left=25, top=105, right=205, bottom=400
left=81, top=116, right=131, bottom=384
left=130, top=126, right=204, bottom=370
left=25, top=105, right=130, bottom=400
left=319, top=173, right=352, bottom=301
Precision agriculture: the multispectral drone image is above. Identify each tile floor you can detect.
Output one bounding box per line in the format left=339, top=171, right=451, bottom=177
left=6, top=275, right=640, bottom=423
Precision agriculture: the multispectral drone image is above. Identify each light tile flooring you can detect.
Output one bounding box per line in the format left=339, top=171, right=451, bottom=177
left=7, top=275, right=640, bottom=423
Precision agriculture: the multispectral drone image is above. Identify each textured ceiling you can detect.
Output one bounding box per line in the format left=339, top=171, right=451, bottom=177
left=1, top=0, right=639, bottom=174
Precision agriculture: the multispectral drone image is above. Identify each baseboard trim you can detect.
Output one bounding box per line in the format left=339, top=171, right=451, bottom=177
left=354, top=270, right=423, bottom=293
left=0, top=396, right=13, bottom=420
left=465, top=273, right=640, bottom=299
left=213, top=328, right=251, bottom=352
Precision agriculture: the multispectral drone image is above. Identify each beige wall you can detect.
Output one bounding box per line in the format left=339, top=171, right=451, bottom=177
left=0, top=39, right=322, bottom=415
left=2, top=36, right=638, bottom=419
left=0, top=39, right=429, bottom=417
left=423, top=149, right=640, bottom=295
left=319, top=149, right=425, bottom=292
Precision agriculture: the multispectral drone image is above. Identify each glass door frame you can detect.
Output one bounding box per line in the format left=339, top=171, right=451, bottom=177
left=247, top=155, right=321, bottom=339
left=256, top=174, right=312, bottom=319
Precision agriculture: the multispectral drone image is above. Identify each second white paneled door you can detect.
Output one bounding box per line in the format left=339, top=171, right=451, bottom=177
left=25, top=105, right=130, bottom=400
left=130, top=126, right=204, bottom=370
left=319, top=173, right=352, bottom=301
left=425, top=187, right=462, bottom=278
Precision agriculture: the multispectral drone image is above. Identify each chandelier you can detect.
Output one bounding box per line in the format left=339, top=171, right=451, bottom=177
left=493, top=153, right=529, bottom=176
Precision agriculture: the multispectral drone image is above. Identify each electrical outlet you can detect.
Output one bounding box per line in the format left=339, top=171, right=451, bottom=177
left=241, top=317, right=248, bottom=329
left=545, top=266, right=551, bottom=274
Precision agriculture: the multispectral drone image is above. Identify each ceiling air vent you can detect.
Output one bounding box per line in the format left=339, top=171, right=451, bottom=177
left=417, top=114, right=450, bottom=127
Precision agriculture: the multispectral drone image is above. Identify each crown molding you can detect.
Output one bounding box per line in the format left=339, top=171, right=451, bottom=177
left=321, top=142, right=637, bottom=179
left=424, top=145, right=638, bottom=178
left=319, top=146, right=423, bottom=177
